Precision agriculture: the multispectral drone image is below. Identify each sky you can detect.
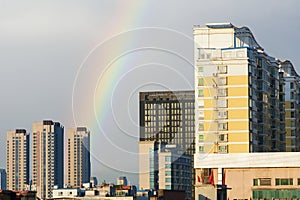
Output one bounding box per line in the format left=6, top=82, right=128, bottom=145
left=1, top=0, right=300, bottom=185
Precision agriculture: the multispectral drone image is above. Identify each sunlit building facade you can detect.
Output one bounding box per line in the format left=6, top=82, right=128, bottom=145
left=6, top=129, right=29, bottom=190
left=193, top=22, right=300, bottom=199
left=32, top=120, right=64, bottom=199
left=67, top=127, right=91, bottom=187
left=280, top=60, right=300, bottom=152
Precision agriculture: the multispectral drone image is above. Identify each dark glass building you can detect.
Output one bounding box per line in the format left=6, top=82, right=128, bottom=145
left=139, top=90, right=195, bottom=199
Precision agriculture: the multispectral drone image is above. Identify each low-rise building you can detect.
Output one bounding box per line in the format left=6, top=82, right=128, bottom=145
left=195, top=152, right=300, bottom=199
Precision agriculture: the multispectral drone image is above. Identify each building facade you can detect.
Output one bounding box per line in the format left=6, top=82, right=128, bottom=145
left=194, top=22, right=286, bottom=155
left=117, top=176, right=128, bottom=186
left=67, top=127, right=91, bottom=188
left=32, top=120, right=64, bottom=199
left=193, top=22, right=300, bottom=200
left=6, top=129, right=29, bottom=190
left=0, top=169, right=6, bottom=190
left=280, top=60, right=300, bottom=152
left=195, top=152, right=300, bottom=199
left=139, top=91, right=195, bottom=199
left=139, top=141, right=191, bottom=199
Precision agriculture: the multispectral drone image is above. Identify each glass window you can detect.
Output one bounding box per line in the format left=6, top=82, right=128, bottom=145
left=198, top=67, right=203, bottom=72
left=199, top=134, right=204, bottom=141
left=275, top=178, right=293, bottom=185
left=165, top=178, right=171, bottom=183
left=199, top=146, right=204, bottom=152
left=198, top=90, right=204, bottom=97
left=165, top=171, right=171, bottom=176
left=165, top=156, right=171, bottom=163
left=198, top=78, right=204, bottom=86
left=198, top=123, right=204, bottom=131
left=165, top=164, right=171, bottom=169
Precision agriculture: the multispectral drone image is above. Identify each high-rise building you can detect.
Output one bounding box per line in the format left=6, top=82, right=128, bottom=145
left=139, top=141, right=191, bottom=199
left=193, top=22, right=300, bottom=199
left=32, top=120, right=64, bottom=199
left=6, top=129, right=29, bottom=190
left=194, top=22, right=286, bottom=155
left=0, top=169, right=6, bottom=190
left=67, top=127, right=91, bottom=188
left=139, top=91, right=195, bottom=199
left=280, top=60, right=300, bottom=152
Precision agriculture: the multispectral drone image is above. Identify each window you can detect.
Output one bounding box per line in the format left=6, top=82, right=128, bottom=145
left=257, top=58, right=262, bottom=67
left=291, top=111, right=295, bottom=118
left=198, top=78, right=204, bottom=86
left=218, top=77, right=227, bottom=85
left=275, top=178, right=293, bottom=186
left=198, top=123, right=204, bottom=131
left=218, top=145, right=227, bottom=153
left=199, top=134, right=204, bottom=141
left=165, top=156, right=171, bottom=162
left=218, top=65, right=227, bottom=74
left=198, top=111, right=204, bottom=119
left=218, top=88, right=227, bottom=97
left=290, top=82, right=294, bottom=89
left=199, top=146, right=204, bottom=152
left=165, top=178, right=171, bottom=183
left=218, top=123, right=228, bottom=131
left=218, top=110, right=228, bottom=119
left=198, top=67, right=203, bottom=72
left=291, top=102, right=295, bottom=109
left=291, top=92, right=294, bottom=99
left=198, top=89, right=204, bottom=97
left=218, top=134, right=228, bottom=142
left=253, top=178, right=271, bottom=186
left=165, top=171, right=171, bottom=176
left=198, top=100, right=204, bottom=107
left=165, top=164, right=171, bottom=169
left=218, top=99, right=227, bottom=108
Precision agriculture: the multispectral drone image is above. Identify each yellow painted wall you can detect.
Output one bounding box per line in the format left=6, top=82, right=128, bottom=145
left=229, top=133, right=249, bottom=142
left=228, top=121, right=248, bottom=131
left=228, top=98, right=248, bottom=107
left=228, top=144, right=249, bottom=153
left=228, top=87, right=248, bottom=96
left=227, top=76, right=248, bottom=85
left=228, top=110, right=248, bottom=119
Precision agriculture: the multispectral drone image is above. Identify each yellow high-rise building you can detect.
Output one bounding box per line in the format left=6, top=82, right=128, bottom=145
left=194, top=23, right=285, bottom=155
left=193, top=23, right=300, bottom=199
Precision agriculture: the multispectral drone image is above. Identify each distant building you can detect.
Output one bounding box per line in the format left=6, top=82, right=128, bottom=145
left=280, top=61, right=300, bottom=152
left=139, top=141, right=191, bottom=199
left=117, top=176, right=128, bottom=186
left=0, top=190, right=36, bottom=200
left=139, top=91, right=195, bottom=199
left=0, top=169, right=6, bottom=190
left=90, top=177, right=98, bottom=187
left=67, top=127, right=91, bottom=188
left=6, top=129, right=29, bottom=190
left=32, top=120, right=64, bottom=199
left=52, top=188, right=85, bottom=198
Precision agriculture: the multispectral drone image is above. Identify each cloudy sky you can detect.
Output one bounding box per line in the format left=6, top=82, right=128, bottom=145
left=1, top=0, right=300, bottom=185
